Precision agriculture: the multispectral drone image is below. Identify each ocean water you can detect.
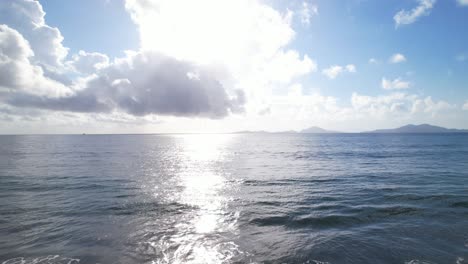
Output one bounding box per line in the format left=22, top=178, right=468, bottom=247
left=0, top=133, right=467, bottom=264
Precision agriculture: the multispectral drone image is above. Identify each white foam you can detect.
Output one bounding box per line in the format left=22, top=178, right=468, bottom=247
left=405, top=260, right=437, bottom=264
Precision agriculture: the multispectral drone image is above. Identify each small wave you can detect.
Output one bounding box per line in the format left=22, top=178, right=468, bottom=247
left=451, top=201, right=468, bottom=208
left=405, top=260, right=437, bottom=264
left=364, top=206, right=423, bottom=216
left=250, top=214, right=361, bottom=228
left=107, top=201, right=197, bottom=216
left=291, top=214, right=362, bottom=228
left=1, top=255, right=79, bottom=264
left=253, top=201, right=284, bottom=206
left=251, top=206, right=423, bottom=229
left=243, top=178, right=342, bottom=187
left=385, top=193, right=465, bottom=202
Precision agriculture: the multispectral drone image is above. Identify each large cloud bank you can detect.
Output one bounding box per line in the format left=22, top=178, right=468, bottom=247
left=0, top=0, right=258, bottom=119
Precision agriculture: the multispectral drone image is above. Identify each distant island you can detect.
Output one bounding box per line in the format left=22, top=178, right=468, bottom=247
left=233, top=124, right=468, bottom=134
left=364, top=124, right=468, bottom=134
left=300, top=126, right=340, bottom=134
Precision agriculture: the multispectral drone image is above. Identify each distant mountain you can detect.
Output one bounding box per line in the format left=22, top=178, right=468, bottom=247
left=366, top=124, right=468, bottom=133
left=233, top=124, right=468, bottom=134
left=300, top=126, right=340, bottom=133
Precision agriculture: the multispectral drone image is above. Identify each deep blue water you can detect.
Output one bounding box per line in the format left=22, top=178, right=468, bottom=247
left=0, top=133, right=467, bottom=264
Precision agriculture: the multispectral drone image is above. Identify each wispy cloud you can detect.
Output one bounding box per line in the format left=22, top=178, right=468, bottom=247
left=322, top=64, right=356, bottom=79
left=457, top=0, right=468, bottom=6
left=389, top=53, right=407, bottom=63
left=346, top=64, right=356, bottom=73
left=394, top=0, right=436, bottom=27
left=463, top=101, right=468, bottom=110
left=456, top=53, right=467, bottom=61
left=368, top=58, right=379, bottom=64
left=300, top=1, right=318, bottom=26
left=382, top=77, right=411, bottom=90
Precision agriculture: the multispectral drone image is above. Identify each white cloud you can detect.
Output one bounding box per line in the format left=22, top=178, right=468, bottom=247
left=68, top=50, right=110, bottom=75
left=457, top=0, right=468, bottom=6
left=351, top=93, right=409, bottom=112
left=1, top=0, right=264, bottom=119
left=263, top=87, right=345, bottom=122
left=124, top=0, right=317, bottom=115
left=413, top=96, right=454, bottom=114
left=0, top=0, right=69, bottom=70
left=394, top=0, right=436, bottom=27
left=258, top=50, right=317, bottom=83
left=389, top=53, right=407, bottom=63
left=381, top=77, right=411, bottom=90
left=300, top=1, right=318, bottom=26
left=10, top=0, right=311, bottom=120
left=0, top=24, right=70, bottom=97
left=0, top=0, right=322, bottom=127
left=351, top=92, right=453, bottom=118
left=369, top=58, right=379, bottom=64
left=8, top=51, right=246, bottom=118
left=0, top=0, right=107, bottom=87
left=463, top=101, right=468, bottom=110
left=346, top=64, right=356, bottom=73
left=256, top=90, right=456, bottom=132
left=125, top=0, right=296, bottom=65
left=322, top=64, right=356, bottom=79
left=322, top=66, right=343, bottom=79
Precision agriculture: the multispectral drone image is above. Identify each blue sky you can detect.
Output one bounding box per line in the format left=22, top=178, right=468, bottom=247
left=288, top=0, right=468, bottom=101
left=0, top=0, right=467, bottom=133
left=40, top=0, right=139, bottom=57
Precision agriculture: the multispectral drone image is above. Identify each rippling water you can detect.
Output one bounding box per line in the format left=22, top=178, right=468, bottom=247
left=0, top=133, right=467, bottom=264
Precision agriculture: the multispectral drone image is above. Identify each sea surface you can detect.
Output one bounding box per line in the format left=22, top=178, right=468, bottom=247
left=0, top=133, right=467, bottom=264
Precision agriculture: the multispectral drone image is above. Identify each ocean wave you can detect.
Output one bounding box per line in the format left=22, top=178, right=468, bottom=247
left=107, top=201, right=198, bottom=216
left=243, top=178, right=343, bottom=187
left=1, top=255, right=79, bottom=264
left=250, top=206, right=424, bottom=229
left=405, top=260, right=437, bottom=264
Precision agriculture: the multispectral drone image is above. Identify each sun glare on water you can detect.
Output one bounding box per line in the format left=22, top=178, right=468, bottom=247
left=152, top=134, right=241, bottom=263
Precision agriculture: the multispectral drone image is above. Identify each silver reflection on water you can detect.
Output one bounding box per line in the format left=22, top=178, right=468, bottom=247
left=152, top=134, right=241, bottom=264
